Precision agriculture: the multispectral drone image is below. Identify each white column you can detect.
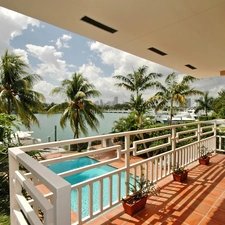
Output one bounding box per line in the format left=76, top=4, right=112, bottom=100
left=9, top=149, right=21, bottom=225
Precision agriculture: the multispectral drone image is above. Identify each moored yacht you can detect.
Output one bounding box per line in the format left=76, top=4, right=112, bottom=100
left=164, top=109, right=198, bottom=124
left=12, top=131, right=42, bottom=145
left=156, top=109, right=198, bottom=124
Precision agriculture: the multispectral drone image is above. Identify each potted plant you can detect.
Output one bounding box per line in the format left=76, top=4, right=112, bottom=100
left=198, top=145, right=212, bottom=165
left=122, top=166, right=160, bottom=216
left=171, top=163, right=188, bottom=182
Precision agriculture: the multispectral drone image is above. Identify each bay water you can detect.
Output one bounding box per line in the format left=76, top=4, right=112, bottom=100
left=19, top=113, right=128, bottom=143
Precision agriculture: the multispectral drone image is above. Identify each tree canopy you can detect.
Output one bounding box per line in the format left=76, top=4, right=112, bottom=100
left=113, top=65, right=162, bottom=98
left=48, top=72, right=104, bottom=139
left=0, top=50, right=45, bottom=128
left=195, top=92, right=214, bottom=116
left=148, top=72, right=203, bottom=124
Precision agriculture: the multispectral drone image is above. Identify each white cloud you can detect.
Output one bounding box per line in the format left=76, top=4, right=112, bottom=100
left=26, top=44, right=71, bottom=81
left=89, top=41, right=172, bottom=76
left=77, top=62, right=130, bottom=103
left=0, top=7, right=39, bottom=55
left=79, top=62, right=103, bottom=81
left=88, top=41, right=174, bottom=102
left=12, top=48, right=29, bottom=64
left=61, top=34, right=72, bottom=41
left=55, top=38, right=62, bottom=49
left=194, top=76, right=225, bottom=98
left=55, top=34, right=72, bottom=49
left=34, top=80, right=62, bottom=103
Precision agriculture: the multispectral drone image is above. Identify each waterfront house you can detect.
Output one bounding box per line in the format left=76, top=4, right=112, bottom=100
left=2, top=1, right=225, bottom=224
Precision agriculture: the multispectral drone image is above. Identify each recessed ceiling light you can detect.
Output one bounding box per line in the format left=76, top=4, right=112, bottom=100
left=148, top=47, right=167, bottom=56
left=81, top=16, right=117, bottom=34
left=185, top=64, right=197, bottom=70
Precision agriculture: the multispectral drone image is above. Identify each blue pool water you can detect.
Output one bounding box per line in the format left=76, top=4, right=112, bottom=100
left=47, top=157, right=126, bottom=218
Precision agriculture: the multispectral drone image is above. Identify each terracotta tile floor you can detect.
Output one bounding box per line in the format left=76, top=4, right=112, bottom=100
left=85, top=154, right=225, bottom=225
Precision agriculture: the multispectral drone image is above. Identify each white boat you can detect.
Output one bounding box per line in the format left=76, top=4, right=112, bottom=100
left=156, top=109, right=198, bottom=124
left=12, top=131, right=42, bottom=145
left=163, top=109, right=198, bottom=124
left=155, top=111, right=170, bottom=123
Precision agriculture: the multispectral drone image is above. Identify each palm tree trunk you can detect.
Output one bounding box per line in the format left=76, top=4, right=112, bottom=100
left=169, top=101, right=174, bottom=125
left=205, top=108, right=208, bottom=117
left=7, top=98, right=11, bottom=114
left=74, top=119, right=81, bottom=151
left=138, top=114, right=150, bottom=158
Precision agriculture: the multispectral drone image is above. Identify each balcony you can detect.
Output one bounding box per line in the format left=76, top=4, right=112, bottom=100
left=9, top=121, right=225, bottom=225
left=87, top=154, right=225, bottom=225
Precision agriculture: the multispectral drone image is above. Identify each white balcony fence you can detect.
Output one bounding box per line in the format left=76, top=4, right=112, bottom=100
left=9, top=120, right=222, bottom=225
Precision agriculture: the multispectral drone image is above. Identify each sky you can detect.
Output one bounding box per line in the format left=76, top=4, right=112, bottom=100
left=0, top=6, right=224, bottom=105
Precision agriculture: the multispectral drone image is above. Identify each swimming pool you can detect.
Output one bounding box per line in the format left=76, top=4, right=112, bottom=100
left=47, top=157, right=126, bottom=218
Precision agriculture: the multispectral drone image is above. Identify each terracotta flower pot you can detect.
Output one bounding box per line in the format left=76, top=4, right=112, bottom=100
left=198, top=157, right=210, bottom=165
left=122, top=195, right=147, bottom=216
left=172, top=170, right=188, bottom=182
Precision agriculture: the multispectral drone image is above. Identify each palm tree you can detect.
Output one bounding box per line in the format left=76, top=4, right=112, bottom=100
left=114, top=66, right=161, bottom=157
left=211, top=90, right=225, bottom=118
left=114, top=65, right=161, bottom=127
left=48, top=72, right=104, bottom=140
left=148, top=72, right=203, bottom=125
left=195, top=92, right=214, bottom=116
left=129, top=94, right=149, bottom=130
left=113, top=65, right=162, bottom=99
left=0, top=50, right=45, bottom=128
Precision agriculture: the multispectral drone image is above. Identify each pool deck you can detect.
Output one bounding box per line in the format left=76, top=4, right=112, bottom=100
left=38, top=150, right=225, bottom=225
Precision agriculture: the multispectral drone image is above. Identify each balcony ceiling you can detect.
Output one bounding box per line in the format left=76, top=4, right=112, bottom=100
left=1, top=0, right=225, bottom=78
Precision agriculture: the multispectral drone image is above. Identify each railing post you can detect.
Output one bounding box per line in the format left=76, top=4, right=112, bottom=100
left=171, top=126, right=176, bottom=167
left=102, top=138, right=106, bottom=147
left=52, top=184, right=71, bottom=225
left=213, top=121, right=217, bottom=154
left=197, top=122, right=201, bottom=158
left=124, top=134, right=130, bottom=197
left=9, top=150, right=21, bottom=225
left=218, top=136, right=221, bottom=152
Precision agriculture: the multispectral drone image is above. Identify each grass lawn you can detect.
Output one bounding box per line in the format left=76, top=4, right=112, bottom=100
left=0, top=215, right=10, bottom=225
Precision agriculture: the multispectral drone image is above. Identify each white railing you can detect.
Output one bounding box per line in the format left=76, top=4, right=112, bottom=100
left=216, top=135, right=225, bottom=153
left=9, top=121, right=218, bottom=225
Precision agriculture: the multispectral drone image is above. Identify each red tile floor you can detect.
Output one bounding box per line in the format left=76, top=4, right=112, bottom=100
left=86, top=154, right=225, bottom=225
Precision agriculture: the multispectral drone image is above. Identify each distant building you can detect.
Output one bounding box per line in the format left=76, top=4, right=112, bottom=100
left=186, top=98, right=191, bottom=108
left=100, top=99, right=103, bottom=106
left=94, top=101, right=99, bottom=105
left=106, top=101, right=113, bottom=106
left=113, top=96, right=118, bottom=105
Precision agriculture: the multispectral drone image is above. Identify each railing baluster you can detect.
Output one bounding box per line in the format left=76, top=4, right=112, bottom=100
left=109, top=175, right=112, bottom=207
left=77, top=187, right=82, bottom=224
left=99, top=179, right=103, bottom=211
left=117, top=173, right=121, bottom=203
left=89, top=184, right=93, bottom=217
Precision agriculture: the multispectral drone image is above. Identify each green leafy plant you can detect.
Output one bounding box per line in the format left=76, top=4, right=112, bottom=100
left=171, top=163, right=186, bottom=174
left=0, top=114, right=20, bottom=216
left=122, top=166, right=160, bottom=204
left=198, top=145, right=212, bottom=159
